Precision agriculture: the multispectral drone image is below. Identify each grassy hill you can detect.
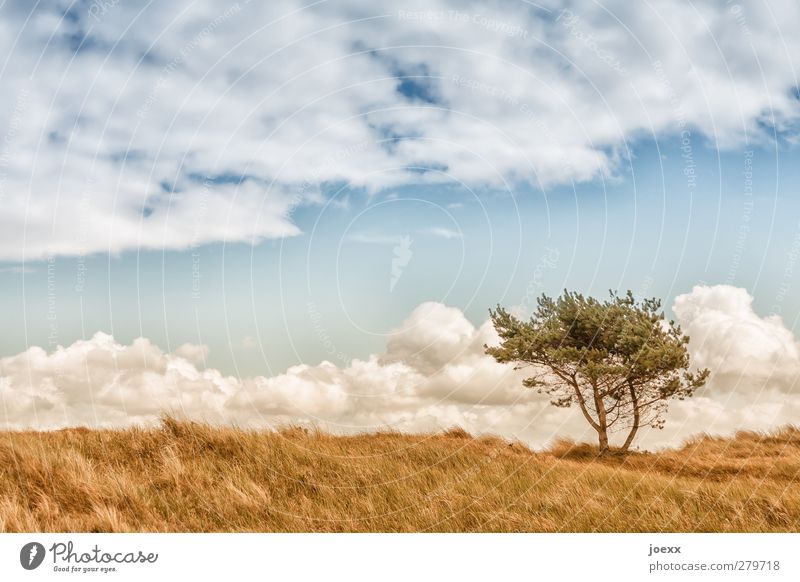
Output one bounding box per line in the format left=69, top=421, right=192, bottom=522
left=1, top=418, right=798, bottom=532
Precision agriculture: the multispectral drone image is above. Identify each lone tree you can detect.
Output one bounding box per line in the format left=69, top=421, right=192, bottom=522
left=486, top=290, right=709, bottom=454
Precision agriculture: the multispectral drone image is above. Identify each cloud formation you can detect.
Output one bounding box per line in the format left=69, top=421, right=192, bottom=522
left=1, top=1, right=798, bottom=260
left=675, top=284, right=800, bottom=392
left=1, top=286, right=798, bottom=448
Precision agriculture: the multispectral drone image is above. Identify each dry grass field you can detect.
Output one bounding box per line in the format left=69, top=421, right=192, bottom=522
left=1, top=417, right=798, bottom=532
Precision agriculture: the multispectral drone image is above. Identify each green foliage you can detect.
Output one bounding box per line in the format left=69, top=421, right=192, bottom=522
left=486, top=290, right=710, bottom=452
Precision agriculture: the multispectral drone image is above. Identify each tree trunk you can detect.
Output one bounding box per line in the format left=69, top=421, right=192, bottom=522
left=621, top=423, right=638, bottom=452
left=592, top=382, right=610, bottom=455
left=597, top=426, right=610, bottom=455
left=621, top=380, right=640, bottom=453
left=572, top=382, right=601, bottom=433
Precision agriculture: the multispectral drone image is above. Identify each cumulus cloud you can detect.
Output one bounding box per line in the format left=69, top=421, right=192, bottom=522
left=1, top=287, right=798, bottom=448
left=0, top=301, right=563, bottom=440
left=661, top=285, right=800, bottom=444
left=674, top=285, right=800, bottom=392
left=1, top=0, right=798, bottom=260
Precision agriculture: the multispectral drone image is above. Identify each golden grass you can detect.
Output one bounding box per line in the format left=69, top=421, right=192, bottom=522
left=1, top=417, right=799, bottom=532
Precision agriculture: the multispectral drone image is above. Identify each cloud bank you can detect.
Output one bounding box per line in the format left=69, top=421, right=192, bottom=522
left=1, top=0, right=798, bottom=260
left=1, top=286, right=798, bottom=448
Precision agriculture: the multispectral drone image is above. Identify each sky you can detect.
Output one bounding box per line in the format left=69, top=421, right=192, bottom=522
left=0, top=0, right=799, bottom=448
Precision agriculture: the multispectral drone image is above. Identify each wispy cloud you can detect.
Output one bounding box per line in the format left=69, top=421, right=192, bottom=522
left=0, top=266, right=35, bottom=274
left=421, top=226, right=462, bottom=240
left=347, top=231, right=405, bottom=245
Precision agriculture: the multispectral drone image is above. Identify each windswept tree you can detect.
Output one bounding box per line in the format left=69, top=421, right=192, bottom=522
left=486, top=290, right=709, bottom=454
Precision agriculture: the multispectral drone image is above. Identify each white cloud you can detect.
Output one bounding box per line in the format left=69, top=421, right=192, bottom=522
left=0, top=303, right=543, bottom=436
left=421, top=226, right=462, bottom=239
left=0, top=266, right=35, bottom=274
left=346, top=231, right=405, bottom=245
left=659, top=285, right=800, bottom=444
left=1, top=1, right=798, bottom=260
left=173, top=343, right=209, bottom=365
left=674, top=285, right=800, bottom=389
left=1, top=287, right=798, bottom=449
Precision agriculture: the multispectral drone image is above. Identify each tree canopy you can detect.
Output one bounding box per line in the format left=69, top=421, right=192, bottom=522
left=486, top=290, right=709, bottom=454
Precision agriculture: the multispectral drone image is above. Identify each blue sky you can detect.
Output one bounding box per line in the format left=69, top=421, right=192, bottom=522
left=3, top=133, right=798, bottom=377
left=1, top=0, right=800, bottom=443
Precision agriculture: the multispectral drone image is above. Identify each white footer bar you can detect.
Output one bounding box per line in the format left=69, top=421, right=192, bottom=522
left=2, top=533, right=797, bottom=581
